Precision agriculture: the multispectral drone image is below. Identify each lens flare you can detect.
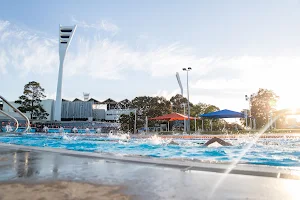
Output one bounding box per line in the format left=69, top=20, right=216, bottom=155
left=208, top=115, right=280, bottom=199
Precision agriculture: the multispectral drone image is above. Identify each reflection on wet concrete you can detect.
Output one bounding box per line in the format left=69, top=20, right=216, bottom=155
left=0, top=146, right=300, bottom=200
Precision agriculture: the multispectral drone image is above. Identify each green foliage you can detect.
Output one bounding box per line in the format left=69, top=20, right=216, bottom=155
left=131, top=96, right=171, bottom=129
left=15, top=81, right=49, bottom=120
left=169, top=94, right=192, bottom=113
left=119, top=113, right=135, bottom=133
left=250, top=88, right=279, bottom=129
left=275, top=116, right=287, bottom=129
left=239, top=109, right=250, bottom=127
left=189, top=103, right=210, bottom=131
left=190, top=103, right=224, bottom=131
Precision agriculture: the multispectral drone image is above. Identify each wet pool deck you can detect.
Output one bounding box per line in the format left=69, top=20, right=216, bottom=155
left=0, top=143, right=300, bottom=200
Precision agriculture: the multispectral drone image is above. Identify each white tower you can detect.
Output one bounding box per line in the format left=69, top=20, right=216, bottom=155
left=83, top=93, right=90, bottom=101
left=54, top=25, right=77, bottom=121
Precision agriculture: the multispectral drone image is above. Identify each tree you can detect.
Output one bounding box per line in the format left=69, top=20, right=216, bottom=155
left=275, top=115, right=287, bottom=129
left=189, top=103, right=224, bottom=131
left=226, top=122, right=243, bottom=131
left=239, top=109, right=250, bottom=128
left=169, top=94, right=192, bottom=113
left=117, top=99, right=131, bottom=109
left=190, top=103, right=210, bottom=131
left=131, top=96, right=171, bottom=129
left=202, top=105, right=226, bottom=131
left=15, top=81, right=49, bottom=120
left=119, top=112, right=135, bottom=133
left=250, top=88, right=279, bottom=129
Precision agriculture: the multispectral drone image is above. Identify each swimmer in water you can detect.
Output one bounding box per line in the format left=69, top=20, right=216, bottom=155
left=202, top=137, right=232, bottom=147
left=168, top=137, right=232, bottom=147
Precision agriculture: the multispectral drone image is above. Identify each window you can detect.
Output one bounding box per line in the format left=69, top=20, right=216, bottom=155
left=61, top=29, right=72, bottom=32
left=61, top=35, right=70, bottom=38
left=60, top=42, right=67, bottom=44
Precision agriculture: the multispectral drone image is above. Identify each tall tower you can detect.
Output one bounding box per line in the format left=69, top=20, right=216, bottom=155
left=54, top=25, right=77, bottom=121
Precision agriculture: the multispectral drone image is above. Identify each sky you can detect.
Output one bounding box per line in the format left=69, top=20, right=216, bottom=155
left=1, top=0, right=300, bottom=112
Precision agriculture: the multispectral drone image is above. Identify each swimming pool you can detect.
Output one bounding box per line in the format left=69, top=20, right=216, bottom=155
left=0, top=134, right=300, bottom=168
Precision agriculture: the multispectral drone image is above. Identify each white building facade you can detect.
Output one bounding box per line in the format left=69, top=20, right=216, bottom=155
left=1, top=98, right=134, bottom=122
left=105, top=109, right=135, bottom=121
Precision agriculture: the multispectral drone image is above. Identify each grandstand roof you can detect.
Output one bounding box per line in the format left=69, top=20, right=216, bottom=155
left=102, top=98, right=117, bottom=104
left=88, top=98, right=101, bottom=103
left=73, top=98, right=83, bottom=102
left=119, top=99, right=130, bottom=104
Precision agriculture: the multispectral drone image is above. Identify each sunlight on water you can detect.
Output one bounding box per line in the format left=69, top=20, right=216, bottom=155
left=208, top=116, right=280, bottom=200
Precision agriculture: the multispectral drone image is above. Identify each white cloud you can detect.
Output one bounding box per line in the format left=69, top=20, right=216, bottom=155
left=153, top=89, right=180, bottom=100
left=71, top=17, right=119, bottom=34
left=63, top=39, right=214, bottom=79
left=0, top=20, right=58, bottom=75
left=101, top=20, right=119, bottom=33
left=0, top=50, right=8, bottom=74
left=189, top=55, right=300, bottom=96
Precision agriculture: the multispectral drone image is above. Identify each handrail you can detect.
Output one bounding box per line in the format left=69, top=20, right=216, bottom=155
left=0, top=95, right=30, bottom=133
left=0, top=110, right=19, bottom=132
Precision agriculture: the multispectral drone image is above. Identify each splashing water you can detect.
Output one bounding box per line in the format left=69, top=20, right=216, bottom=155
left=96, top=128, right=101, bottom=133
left=59, top=127, right=64, bottom=133
left=108, top=130, right=130, bottom=141
left=62, top=134, right=77, bottom=141
left=43, top=126, right=49, bottom=133
left=140, top=134, right=172, bottom=145
left=72, top=127, right=78, bottom=133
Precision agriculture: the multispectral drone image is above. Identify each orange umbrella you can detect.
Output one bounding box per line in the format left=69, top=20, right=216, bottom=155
left=149, top=112, right=199, bottom=121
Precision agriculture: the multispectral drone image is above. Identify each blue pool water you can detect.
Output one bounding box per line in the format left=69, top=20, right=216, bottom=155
left=0, top=134, right=300, bottom=167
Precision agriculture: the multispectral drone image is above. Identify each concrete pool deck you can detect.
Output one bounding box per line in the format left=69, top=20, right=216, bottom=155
left=0, top=143, right=300, bottom=199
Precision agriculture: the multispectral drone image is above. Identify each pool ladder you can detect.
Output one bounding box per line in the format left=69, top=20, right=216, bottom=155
left=0, top=95, right=30, bottom=133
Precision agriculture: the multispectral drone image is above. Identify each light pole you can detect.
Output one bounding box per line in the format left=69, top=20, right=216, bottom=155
left=245, top=95, right=250, bottom=128
left=245, top=93, right=256, bottom=129
left=183, top=67, right=192, bottom=132
left=194, top=115, right=197, bottom=133
left=134, top=109, right=137, bottom=134
left=181, top=103, right=186, bottom=133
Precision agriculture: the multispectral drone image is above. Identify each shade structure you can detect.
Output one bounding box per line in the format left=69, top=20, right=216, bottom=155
left=200, top=109, right=245, bottom=119
left=149, top=112, right=199, bottom=121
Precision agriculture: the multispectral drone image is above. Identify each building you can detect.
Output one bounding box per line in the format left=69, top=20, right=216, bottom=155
left=61, top=99, right=93, bottom=121
left=2, top=99, right=54, bottom=121
left=1, top=97, right=134, bottom=122
left=105, top=109, right=135, bottom=121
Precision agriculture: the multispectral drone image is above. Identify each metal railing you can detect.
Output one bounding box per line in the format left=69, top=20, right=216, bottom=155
left=0, top=95, right=30, bottom=133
